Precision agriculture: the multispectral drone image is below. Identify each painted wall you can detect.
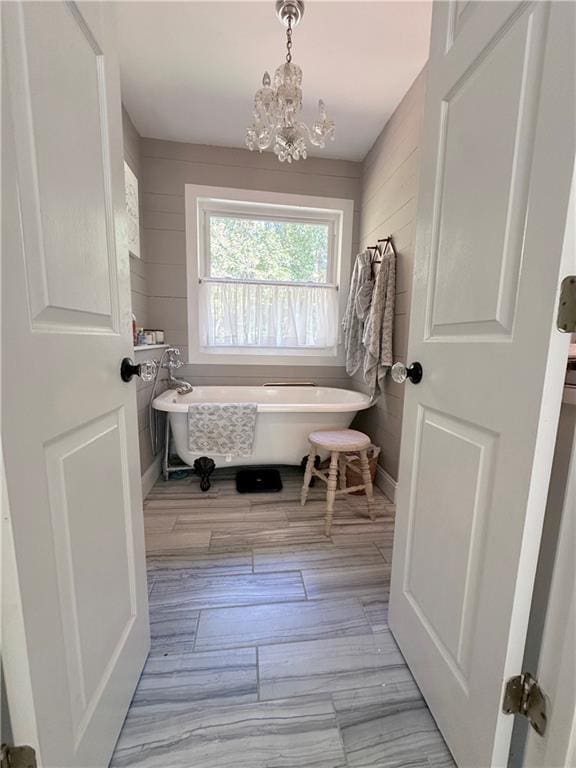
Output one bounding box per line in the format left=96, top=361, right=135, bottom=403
left=139, top=138, right=362, bottom=388
left=123, top=107, right=163, bottom=477
left=352, top=70, right=427, bottom=484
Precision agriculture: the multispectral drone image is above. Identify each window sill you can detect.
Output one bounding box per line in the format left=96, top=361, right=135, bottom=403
left=188, top=346, right=344, bottom=367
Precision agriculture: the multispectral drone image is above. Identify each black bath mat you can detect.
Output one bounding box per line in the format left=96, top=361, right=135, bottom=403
left=236, top=468, right=283, bottom=494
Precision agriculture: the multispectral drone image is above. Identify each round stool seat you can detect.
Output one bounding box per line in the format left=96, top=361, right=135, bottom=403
left=309, top=429, right=371, bottom=452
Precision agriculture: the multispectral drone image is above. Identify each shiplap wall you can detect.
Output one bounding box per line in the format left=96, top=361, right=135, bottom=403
left=122, top=108, right=148, bottom=327
left=352, top=70, right=427, bottom=482
left=140, top=138, right=362, bottom=388
left=123, top=107, right=163, bottom=477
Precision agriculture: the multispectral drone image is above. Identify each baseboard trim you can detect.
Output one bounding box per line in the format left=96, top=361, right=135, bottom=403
left=375, top=464, right=397, bottom=503
left=142, top=454, right=162, bottom=499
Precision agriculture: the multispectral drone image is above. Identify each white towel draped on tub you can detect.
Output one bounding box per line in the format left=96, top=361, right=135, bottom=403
left=188, top=403, right=257, bottom=458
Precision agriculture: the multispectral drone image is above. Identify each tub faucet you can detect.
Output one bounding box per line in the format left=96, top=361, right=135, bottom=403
left=162, top=348, right=193, bottom=394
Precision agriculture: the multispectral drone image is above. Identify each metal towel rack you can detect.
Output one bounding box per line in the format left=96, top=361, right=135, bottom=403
left=366, top=235, right=397, bottom=279
left=367, top=235, right=397, bottom=265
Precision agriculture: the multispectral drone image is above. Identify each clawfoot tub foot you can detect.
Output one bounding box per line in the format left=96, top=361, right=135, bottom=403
left=193, top=456, right=216, bottom=491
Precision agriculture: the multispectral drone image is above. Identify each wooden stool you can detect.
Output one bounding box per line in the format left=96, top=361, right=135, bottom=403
left=301, top=429, right=375, bottom=536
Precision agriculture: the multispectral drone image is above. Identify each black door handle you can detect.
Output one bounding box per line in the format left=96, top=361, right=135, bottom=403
left=120, top=357, right=157, bottom=383
left=406, top=362, right=423, bottom=384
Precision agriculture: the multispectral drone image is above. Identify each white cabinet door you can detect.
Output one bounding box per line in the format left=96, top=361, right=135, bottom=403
left=2, top=3, right=149, bottom=766
left=388, top=2, right=575, bottom=766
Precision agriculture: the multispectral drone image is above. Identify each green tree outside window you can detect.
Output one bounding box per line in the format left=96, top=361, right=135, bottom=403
left=209, top=216, right=329, bottom=283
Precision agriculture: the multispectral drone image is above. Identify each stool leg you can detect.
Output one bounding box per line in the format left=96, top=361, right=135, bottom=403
left=325, top=451, right=339, bottom=536
left=301, top=445, right=316, bottom=506
left=339, top=455, right=347, bottom=491
left=359, top=449, right=375, bottom=520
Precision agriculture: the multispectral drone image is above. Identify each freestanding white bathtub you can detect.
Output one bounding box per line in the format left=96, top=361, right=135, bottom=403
left=152, top=386, right=371, bottom=468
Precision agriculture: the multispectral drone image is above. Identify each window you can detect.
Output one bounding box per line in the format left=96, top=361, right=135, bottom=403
left=186, top=186, right=353, bottom=365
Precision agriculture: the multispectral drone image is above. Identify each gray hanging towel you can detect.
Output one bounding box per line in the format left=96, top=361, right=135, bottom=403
left=188, top=403, right=257, bottom=458
left=343, top=250, right=374, bottom=377
left=362, top=240, right=396, bottom=398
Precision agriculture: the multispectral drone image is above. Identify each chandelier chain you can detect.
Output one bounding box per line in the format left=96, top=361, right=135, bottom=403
left=285, top=17, right=293, bottom=63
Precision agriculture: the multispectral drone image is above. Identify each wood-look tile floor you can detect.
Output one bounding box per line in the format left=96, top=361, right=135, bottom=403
left=111, top=469, right=455, bottom=768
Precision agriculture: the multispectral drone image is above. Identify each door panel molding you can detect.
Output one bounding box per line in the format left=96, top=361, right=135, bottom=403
left=426, top=3, right=549, bottom=341
left=403, top=406, right=498, bottom=692
left=44, top=408, right=137, bottom=746
left=5, top=2, right=120, bottom=334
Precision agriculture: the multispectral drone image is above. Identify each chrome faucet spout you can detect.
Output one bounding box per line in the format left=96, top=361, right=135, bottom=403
left=161, top=347, right=193, bottom=394
left=171, top=377, right=193, bottom=395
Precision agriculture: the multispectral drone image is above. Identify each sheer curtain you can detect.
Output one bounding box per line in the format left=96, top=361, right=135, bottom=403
left=199, top=280, right=339, bottom=350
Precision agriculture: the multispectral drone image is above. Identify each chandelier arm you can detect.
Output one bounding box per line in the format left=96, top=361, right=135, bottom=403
left=296, top=121, right=312, bottom=141
left=297, top=121, right=323, bottom=148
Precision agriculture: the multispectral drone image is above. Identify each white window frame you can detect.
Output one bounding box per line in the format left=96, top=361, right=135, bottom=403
left=185, top=184, right=354, bottom=366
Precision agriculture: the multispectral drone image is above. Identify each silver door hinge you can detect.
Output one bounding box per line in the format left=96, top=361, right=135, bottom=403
left=0, top=744, right=37, bottom=768
left=502, top=673, right=547, bottom=736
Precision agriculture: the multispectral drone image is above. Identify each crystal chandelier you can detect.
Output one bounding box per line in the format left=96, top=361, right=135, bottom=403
left=245, top=0, right=335, bottom=163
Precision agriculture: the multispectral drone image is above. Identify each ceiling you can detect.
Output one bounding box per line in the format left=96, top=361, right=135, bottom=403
left=115, top=1, right=432, bottom=162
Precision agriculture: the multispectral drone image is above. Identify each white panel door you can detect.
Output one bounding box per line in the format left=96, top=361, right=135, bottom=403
left=388, top=2, right=575, bottom=767
left=2, top=3, right=149, bottom=766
